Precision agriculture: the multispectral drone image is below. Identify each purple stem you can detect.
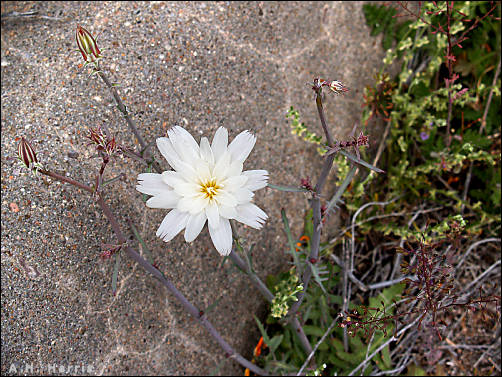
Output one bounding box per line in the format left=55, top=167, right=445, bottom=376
left=229, top=250, right=313, bottom=356
left=37, top=168, right=267, bottom=376
left=96, top=68, right=162, bottom=174
left=287, top=90, right=337, bottom=320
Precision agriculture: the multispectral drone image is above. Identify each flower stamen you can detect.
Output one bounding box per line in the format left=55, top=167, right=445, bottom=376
left=200, top=179, right=221, bottom=200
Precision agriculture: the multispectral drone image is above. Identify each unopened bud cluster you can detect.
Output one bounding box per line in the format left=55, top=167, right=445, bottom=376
left=270, top=268, right=304, bottom=318
left=87, top=127, right=120, bottom=157
left=300, top=176, right=314, bottom=191
left=100, top=243, right=124, bottom=259
left=326, top=131, right=370, bottom=156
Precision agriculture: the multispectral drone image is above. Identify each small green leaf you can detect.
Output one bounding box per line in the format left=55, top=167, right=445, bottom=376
left=281, top=209, right=301, bottom=270
left=339, top=150, right=385, bottom=173
left=381, top=344, right=392, bottom=370
left=112, top=251, right=121, bottom=295
left=129, top=220, right=154, bottom=265
left=253, top=315, right=271, bottom=346
left=303, top=325, right=325, bottom=337
left=268, top=335, right=284, bottom=353
left=310, top=263, right=327, bottom=294
left=327, top=165, right=357, bottom=211
left=204, top=297, right=223, bottom=315
left=245, top=244, right=255, bottom=274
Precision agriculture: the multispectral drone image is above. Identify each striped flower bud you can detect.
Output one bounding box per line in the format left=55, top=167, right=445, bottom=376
left=328, top=80, right=349, bottom=94
left=76, top=25, right=102, bottom=64
left=312, top=77, right=350, bottom=95
left=17, top=137, right=39, bottom=170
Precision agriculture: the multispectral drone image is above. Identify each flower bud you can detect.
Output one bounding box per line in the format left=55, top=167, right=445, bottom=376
left=328, top=80, right=349, bottom=94
left=76, top=25, right=102, bottom=64
left=17, top=137, right=39, bottom=170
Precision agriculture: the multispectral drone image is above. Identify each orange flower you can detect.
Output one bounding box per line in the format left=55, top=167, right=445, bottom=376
left=253, top=336, right=267, bottom=357
left=296, top=235, right=310, bottom=251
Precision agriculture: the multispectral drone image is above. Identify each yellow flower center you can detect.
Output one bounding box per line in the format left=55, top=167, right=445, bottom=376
left=200, top=179, right=221, bottom=200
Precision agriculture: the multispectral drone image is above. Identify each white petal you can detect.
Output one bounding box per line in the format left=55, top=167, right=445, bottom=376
left=168, top=126, right=200, bottom=165
left=215, top=190, right=237, bottom=207
left=177, top=182, right=201, bottom=197
left=205, top=202, right=220, bottom=229
left=243, top=170, right=269, bottom=191
left=234, top=203, right=268, bottom=229
left=162, top=171, right=200, bottom=197
left=199, top=137, right=215, bottom=166
left=227, top=160, right=243, bottom=177
left=227, top=130, right=256, bottom=163
left=212, top=151, right=231, bottom=180
left=156, top=137, right=182, bottom=171
left=194, top=160, right=212, bottom=182
left=211, top=127, right=228, bottom=163
left=136, top=173, right=170, bottom=196
left=156, top=209, right=190, bottom=242
left=161, top=170, right=186, bottom=188
left=234, top=187, right=254, bottom=204
left=184, top=212, right=207, bottom=242
left=222, top=175, right=248, bottom=193
left=208, top=217, right=232, bottom=256
left=177, top=195, right=208, bottom=214
left=146, top=192, right=180, bottom=209
left=176, top=159, right=200, bottom=182
left=218, top=204, right=238, bottom=219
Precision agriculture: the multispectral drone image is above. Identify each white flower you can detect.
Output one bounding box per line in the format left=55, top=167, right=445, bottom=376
left=136, top=126, right=268, bottom=256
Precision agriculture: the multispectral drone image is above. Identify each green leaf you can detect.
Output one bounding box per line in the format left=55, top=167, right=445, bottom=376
left=317, top=339, right=329, bottom=351
left=303, top=325, right=325, bottom=337
left=204, top=297, right=223, bottom=315
left=328, top=353, right=347, bottom=369
left=327, top=165, right=357, bottom=211
left=349, top=333, right=364, bottom=352
left=330, top=337, right=345, bottom=352
left=245, top=244, right=255, bottom=274
left=406, top=363, right=427, bottom=376
left=253, top=315, right=271, bottom=346
left=268, top=335, right=284, bottom=353
left=336, top=349, right=362, bottom=365
left=112, top=251, right=121, bottom=295
left=281, top=209, right=301, bottom=270
left=129, top=220, right=154, bottom=265
left=340, top=150, right=385, bottom=173
left=381, top=344, right=392, bottom=370
left=310, top=263, right=328, bottom=294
